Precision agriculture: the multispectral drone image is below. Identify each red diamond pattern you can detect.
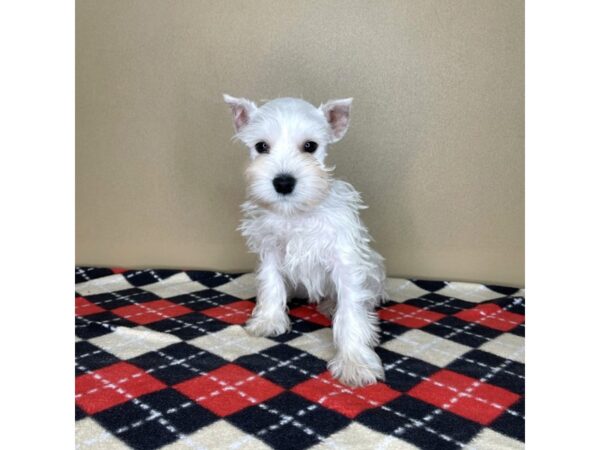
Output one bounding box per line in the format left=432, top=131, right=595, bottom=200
left=378, top=304, right=445, bottom=328
left=289, top=305, right=332, bottom=326
left=292, top=371, right=400, bottom=418
left=200, top=300, right=255, bottom=324
left=174, top=364, right=284, bottom=417
left=408, top=369, right=520, bottom=425
left=112, top=299, right=193, bottom=325
left=75, top=296, right=104, bottom=316
left=454, top=304, right=524, bottom=331
left=76, top=362, right=166, bottom=414
left=75, top=268, right=525, bottom=448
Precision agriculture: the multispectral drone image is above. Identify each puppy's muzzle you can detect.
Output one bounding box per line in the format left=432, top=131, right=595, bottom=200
left=272, top=174, right=296, bottom=195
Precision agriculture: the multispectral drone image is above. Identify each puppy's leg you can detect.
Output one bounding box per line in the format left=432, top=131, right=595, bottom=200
left=245, top=252, right=290, bottom=337
left=328, top=265, right=384, bottom=387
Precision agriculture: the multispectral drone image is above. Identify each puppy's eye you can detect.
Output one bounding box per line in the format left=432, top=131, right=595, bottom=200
left=254, top=141, right=270, bottom=154
left=303, top=141, right=318, bottom=153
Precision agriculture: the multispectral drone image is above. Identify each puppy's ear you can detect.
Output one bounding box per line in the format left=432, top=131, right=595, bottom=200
left=319, top=98, right=353, bottom=142
left=223, top=94, right=257, bottom=133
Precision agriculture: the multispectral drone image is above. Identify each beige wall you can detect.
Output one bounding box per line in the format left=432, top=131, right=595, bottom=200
left=76, top=0, right=524, bottom=287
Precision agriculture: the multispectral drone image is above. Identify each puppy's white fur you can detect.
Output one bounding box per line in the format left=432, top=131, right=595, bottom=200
left=224, top=95, right=386, bottom=386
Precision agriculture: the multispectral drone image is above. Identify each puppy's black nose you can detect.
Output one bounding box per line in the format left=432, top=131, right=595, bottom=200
left=272, top=174, right=296, bottom=195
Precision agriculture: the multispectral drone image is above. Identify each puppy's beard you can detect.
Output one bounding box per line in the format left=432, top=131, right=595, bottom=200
left=245, top=155, right=332, bottom=215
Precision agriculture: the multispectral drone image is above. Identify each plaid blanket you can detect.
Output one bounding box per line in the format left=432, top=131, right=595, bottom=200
left=75, top=267, right=524, bottom=449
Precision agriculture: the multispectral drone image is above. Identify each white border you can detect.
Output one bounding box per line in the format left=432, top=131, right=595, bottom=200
left=1, top=1, right=74, bottom=449
left=527, top=0, right=600, bottom=447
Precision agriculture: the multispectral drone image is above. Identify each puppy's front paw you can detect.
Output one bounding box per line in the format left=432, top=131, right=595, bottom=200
left=245, top=314, right=290, bottom=337
left=328, top=349, right=385, bottom=387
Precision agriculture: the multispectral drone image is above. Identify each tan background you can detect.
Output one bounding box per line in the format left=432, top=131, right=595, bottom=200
left=76, top=0, right=524, bottom=287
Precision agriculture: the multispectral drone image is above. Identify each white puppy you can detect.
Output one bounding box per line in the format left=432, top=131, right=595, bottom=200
left=224, top=95, right=386, bottom=386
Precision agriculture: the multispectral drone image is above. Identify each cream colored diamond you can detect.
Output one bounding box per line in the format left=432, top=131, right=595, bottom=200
left=479, top=333, right=525, bottom=363
left=287, top=328, right=335, bottom=361
left=76, top=274, right=133, bottom=296
left=467, top=429, right=524, bottom=449
left=141, top=272, right=207, bottom=298
left=382, top=329, right=471, bottom=367
left=163, top=419, right=270, bottom=450
left=313, top=423, right=419, bottom=449
left=89, top=326, right=181, bottom=360
left=212, top=273, right=257, bottom=299
left=187, top=325, right=275, bottom=361
left=385, top=278, right=430, bottom=303
left=76, top=418, right=129, bottom=449
left=436, top=282, right=505, bottom=303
